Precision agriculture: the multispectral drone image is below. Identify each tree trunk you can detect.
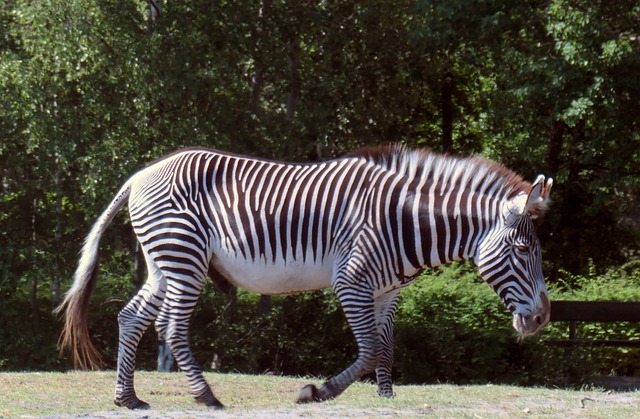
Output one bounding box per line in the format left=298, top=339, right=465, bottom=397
left=286, top=36, right=300, bottom=121
left=547, top=120, right=566, bottom=174
left=250, top=66, right=264, bottom=117
left=224, top=285, right=238, bottom=323
left=257, top=294, right=271, bottom=316
left=441, top=68, right=454, bottom=154
left=157, top=338, right=175, bottom=372
left=31, top=197, right=38, bottom=309
left=148, top=0, right=162, bottom=31
left=250, top=0, right=271, bottom=117
left=51, top=172, right=63, bottom=306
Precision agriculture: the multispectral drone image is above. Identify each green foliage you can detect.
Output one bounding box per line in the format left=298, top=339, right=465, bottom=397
left=487, top=0, right=640, bottom=274
left=190, top=288, right=355, bottom=377
left=1, top=0, right=639, bottom=385
left=551, top=260, right=640, bottom=301
left=2, top=260, right=640, bottom=389
left=540, top=262, right=640, bottom=383
left=395, top=262, right=519, bottom=384
left=0, top=298, right=64, bottom=370
left=395, top=262, right=640, bottom=386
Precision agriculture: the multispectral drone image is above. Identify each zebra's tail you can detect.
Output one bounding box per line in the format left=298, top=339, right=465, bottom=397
left=54, top=180, right=132, bottom=369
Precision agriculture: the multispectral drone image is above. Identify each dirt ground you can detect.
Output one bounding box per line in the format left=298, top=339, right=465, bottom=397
left=39, top=394, right=640, bottom=419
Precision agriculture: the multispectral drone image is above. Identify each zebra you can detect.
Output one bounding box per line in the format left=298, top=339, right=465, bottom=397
left=56, top=144, right=553, bottom=409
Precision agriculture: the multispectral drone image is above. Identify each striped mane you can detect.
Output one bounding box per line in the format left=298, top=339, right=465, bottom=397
left=349, top=144, right=531, bottom=199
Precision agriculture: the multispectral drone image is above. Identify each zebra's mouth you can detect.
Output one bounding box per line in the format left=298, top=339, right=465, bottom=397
left=512, top=292, right=551, bottom=337
left=512, top=310, right=549, bottom=337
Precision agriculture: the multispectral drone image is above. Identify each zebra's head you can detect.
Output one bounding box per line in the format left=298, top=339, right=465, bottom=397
left=475, top=175, right=553, bottom=338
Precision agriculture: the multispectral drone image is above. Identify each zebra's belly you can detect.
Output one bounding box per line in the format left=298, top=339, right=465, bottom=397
left=210, top=254, right=334, bottom=295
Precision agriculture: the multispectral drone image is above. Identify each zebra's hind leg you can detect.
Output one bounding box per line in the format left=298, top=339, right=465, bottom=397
left=159, top=276, right=224, bottom=409
left=297, top=284, right=379, bottom=403
left=114, top=267, right=166, bottom=409
left=374, top=289, right=400, bottom=397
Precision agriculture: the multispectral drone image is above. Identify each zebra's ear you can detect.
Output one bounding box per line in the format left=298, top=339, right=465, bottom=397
left=524, top=175, right=553, bottom=219
left=505, top=175, right=553, bottom=221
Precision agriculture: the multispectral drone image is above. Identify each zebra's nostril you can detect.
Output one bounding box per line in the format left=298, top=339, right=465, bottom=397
left=534, top=315, right=543, bottom=326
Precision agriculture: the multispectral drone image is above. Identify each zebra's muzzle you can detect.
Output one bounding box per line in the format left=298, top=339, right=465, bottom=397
left=512, top=292, right=550, bottom=337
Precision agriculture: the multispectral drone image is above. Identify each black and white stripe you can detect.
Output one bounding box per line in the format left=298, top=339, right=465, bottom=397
left=56, top=144, right=552, bottom=409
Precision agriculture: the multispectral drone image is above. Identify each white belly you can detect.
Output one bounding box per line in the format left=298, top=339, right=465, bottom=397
left=211, top=253, right=334, bottom=295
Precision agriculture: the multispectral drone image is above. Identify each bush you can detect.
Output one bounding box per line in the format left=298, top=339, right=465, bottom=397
left=0, top=299, right=64, bottom=371
left=540, top=262, right=640, bottom=384
left=395, top=261, right=640, bottom=387
left=394, top=262, right=534, bottom=385
left=190, top=286, right=355, bottom=377
left=3, top=260, right=639, bottom=390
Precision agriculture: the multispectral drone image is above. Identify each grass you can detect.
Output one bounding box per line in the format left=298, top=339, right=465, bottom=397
left=1, top=371, right=639, bottom=418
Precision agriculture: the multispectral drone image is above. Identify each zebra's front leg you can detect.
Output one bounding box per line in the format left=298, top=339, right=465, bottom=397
left=114, top=282, right=165, bottom=409
left=161, top=291, right=224, bottom=409
left=374, top=289, right=400, bottom=398
left=297, top=285, right=378, bottom=403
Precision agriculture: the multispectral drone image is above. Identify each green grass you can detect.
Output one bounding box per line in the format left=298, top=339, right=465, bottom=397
left=1, top=371, right=638, bottom=418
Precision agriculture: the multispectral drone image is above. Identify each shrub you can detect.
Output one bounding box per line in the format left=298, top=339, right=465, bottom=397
left=539, top=262, right=640, bottom=383
left=3, top=260, right=639, bottom=390
left=394, top=262, right=533, bottom=385
left=394, top=261, right=640, bottom=387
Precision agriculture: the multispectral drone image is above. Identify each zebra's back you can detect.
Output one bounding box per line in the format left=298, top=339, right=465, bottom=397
left=128, top=148, right=382, bottom=294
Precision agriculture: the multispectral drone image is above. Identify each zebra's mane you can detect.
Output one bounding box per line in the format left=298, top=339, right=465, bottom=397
left=348, top=144, right=531, bottom=199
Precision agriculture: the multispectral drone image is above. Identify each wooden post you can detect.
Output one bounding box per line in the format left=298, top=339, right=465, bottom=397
left=569, top=320, right=576, bottom=341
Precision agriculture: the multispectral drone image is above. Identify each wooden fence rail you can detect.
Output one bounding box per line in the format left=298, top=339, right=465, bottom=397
left=548, top=300, right=640, bottom=347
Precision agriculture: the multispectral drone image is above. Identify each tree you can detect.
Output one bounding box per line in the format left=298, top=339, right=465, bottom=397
left=487, top=0, right=640, bottom=274
left=1, top=0, right=639, bottom=373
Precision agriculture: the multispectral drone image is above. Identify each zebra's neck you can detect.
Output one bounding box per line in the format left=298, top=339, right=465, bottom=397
left=366, top=148, right=529, bottom=276
left=412, top=172, right=500, bottom=269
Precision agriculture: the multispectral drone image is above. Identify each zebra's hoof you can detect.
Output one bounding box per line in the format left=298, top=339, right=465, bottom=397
left=207, top=402, right=224, bottom=410
left=195, top=393, right=225, bottom=409
left=114, top=397, right=150, bottom=410
left=297, top=384, right=321, bottom=403
left=378, top=389, right=395, bottom=398
left=207, top=399, right=224, bottom=410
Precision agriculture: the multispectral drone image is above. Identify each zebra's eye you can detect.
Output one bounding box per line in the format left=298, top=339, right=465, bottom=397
left=514, top=244, right=530, bottom=254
